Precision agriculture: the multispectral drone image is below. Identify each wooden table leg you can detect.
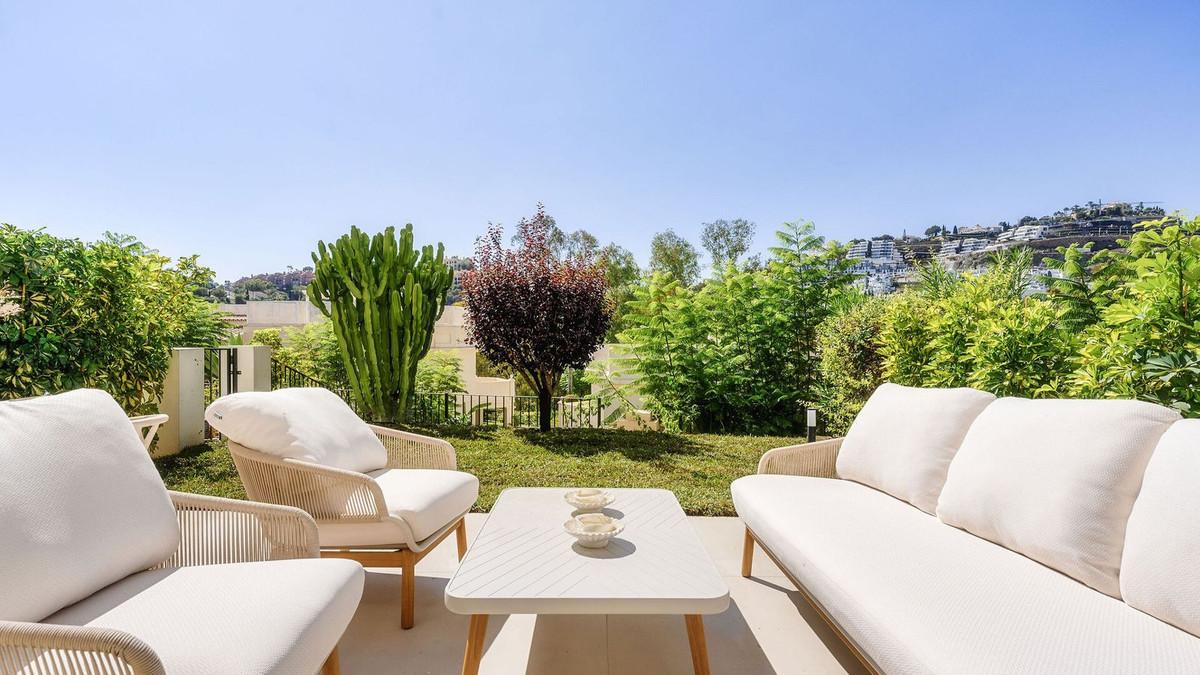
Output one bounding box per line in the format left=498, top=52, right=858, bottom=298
left=462, top=614, right=489, bottom=675
left=684, top=615, right=711, bottom=675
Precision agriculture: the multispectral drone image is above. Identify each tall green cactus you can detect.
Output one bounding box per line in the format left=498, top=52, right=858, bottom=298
left=307, top=225, right=453, bottom=423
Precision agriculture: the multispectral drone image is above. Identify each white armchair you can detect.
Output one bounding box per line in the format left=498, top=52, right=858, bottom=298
left=209, top=387, right=479, bottom=629
left=0, top=389, right=363, bottom=675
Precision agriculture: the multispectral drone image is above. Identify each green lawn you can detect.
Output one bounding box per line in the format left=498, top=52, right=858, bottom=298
left=155, top=428, right=804, bottom=516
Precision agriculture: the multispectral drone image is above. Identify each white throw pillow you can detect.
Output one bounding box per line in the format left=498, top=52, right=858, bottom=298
left=206, top=388, right=387, bottom=474
left=936, top=397, right=1179, bottom=597
left=1121, top=419, right=1200, bottom=636
left=0, top=389, right=180, bottom=621
left=835, top=383, right=996, bottom=514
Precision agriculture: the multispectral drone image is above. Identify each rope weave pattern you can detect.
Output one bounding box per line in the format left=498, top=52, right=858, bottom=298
left=0, top=622, right=165, bottom=675
left=158, top=492, right=318, bottom=567
left=227, top=427, right=457, bottom=526
left=369, top=425, right=457, bottom=470
left=757, top=437, right=843, bottom=477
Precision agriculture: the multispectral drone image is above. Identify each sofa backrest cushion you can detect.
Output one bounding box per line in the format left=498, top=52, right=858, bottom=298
left=0, top=389, right=180, bottom=622
left=1120, top=419, right=1200, bottom=636
left=936, top=397, right=1179, bottom=597
left=835, top=383, right=996, bottom=514
left=206, top=388, right=386, bottom=474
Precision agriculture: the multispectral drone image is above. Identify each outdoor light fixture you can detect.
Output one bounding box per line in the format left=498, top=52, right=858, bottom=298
left=807, top=408, right=818, bottom=443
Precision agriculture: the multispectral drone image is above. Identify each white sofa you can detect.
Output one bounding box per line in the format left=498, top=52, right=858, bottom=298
left=0, top=389, right=364, bottom=675
left=734, top=383, right=1200, bottom=675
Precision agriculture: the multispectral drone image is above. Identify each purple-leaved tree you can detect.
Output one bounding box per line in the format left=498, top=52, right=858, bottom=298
left=461, top=204, right=613, bottom=431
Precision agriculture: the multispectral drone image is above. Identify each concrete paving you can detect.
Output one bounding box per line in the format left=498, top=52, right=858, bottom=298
left=339, top=514, right=866, bottom=674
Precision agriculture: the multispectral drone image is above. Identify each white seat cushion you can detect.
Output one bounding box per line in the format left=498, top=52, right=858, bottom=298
left=1121, top=419, right=1200, bottom=636
left=318, top=469, right=478, bottom=546
left=936, top=397, right=1179, bottom=596
left=835, top=383, right=995, bottom=514
left=44, top=559, right=364, bottom=675
left=733, top=475, right=1200, bottom=675
left=0, top=389, right=179, bottom=622
left=205, top=388, right=387, bottom=474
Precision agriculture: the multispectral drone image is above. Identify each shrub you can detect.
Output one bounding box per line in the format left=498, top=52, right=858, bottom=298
left=1068, top=216, right=1200, bottom=413
left=0, top=226, right=228, bottom=411
left=965, top=298, right=1076, bottom=397
left=877, top=292, right=938, bottom=386
left=814, top=294, right=887, bottom=435
left=416, top=350, right=466, bottom=392
left=620, top=221, right=855, bottom=433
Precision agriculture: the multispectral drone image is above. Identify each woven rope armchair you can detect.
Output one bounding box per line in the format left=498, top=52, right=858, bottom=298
left=0, top=414, right=345, bottom=675
left=227, top=424, right=473, bottom=630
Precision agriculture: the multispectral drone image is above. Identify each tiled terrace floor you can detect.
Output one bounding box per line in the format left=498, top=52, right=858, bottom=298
left=339, top=514, right=866, bottom=674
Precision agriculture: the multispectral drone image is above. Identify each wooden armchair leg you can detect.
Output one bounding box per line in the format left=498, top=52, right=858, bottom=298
left=741, top=527, right=755, bottom=577
left=456, top=518, right=468, bottom=560
left=401, top=549, right=416, bottom=630
left=321, top=645, right=340, bottom=675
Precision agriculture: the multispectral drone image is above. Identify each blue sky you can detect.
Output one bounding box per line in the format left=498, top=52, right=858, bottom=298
left=1, top=1, right=1197, bottom=281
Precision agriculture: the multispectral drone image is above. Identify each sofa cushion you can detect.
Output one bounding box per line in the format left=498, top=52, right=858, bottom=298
left=732, top=474, right=1200, bottom=674
left=318, top=468, right=478, bottom=546
left=835, top=383, right=995, bottom=514
left=206, top=388, right=386, bottom=474
left=936, top=397, right=1179, bottom=597
left=1121, top=419, right=1200, bottom=636
left=0, top=389, right=179, bottom=622
left=44, top=559, right=363, bottom=675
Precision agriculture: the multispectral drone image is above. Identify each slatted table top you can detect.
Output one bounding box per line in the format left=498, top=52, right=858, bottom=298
left=444, top=488, right=730, bottom=615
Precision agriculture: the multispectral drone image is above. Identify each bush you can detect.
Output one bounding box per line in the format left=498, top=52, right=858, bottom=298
left=253, top=320, right=347, bottom=386
left=965, top=298, right=1076, bottom=397
left=0, top=226, right=228, bottom=411
left=620, top=221, right=855, bottom=433
left=814, top=294, right=887, bottom=434
left=1068, top=217, right=1200, bottom=413
left=416, top=350, right=466, bottom=392
left=877, top=292, right=938, bottom=386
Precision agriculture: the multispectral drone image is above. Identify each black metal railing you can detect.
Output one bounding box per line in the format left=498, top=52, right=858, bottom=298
left=203, top=347, right=239, bottom=437
left=269, top=359, right=603, bottom=429
left=270, top=359, right=361, bottom=414
left=408, top=392, right=604, bottom=429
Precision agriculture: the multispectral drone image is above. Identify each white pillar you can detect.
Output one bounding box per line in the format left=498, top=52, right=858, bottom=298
left=235, top=345, right=273, bottom=392
left=158, top=347, right=205, bottom=457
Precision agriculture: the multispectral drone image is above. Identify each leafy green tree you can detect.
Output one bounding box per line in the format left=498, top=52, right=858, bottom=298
left=701, top=218, right=756, bottom=269
left=649, top=229, right=701, bottom=287
left=597, top=243, right=641, bottom=340
left=621, top=220, right=855, bottom=433
left=0, top=226, right=228, bottom=412
left=563, top=229, right=600, bottom=261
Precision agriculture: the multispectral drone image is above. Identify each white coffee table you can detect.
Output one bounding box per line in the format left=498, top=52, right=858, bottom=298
left=445, top=487, right=730, bottom=674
